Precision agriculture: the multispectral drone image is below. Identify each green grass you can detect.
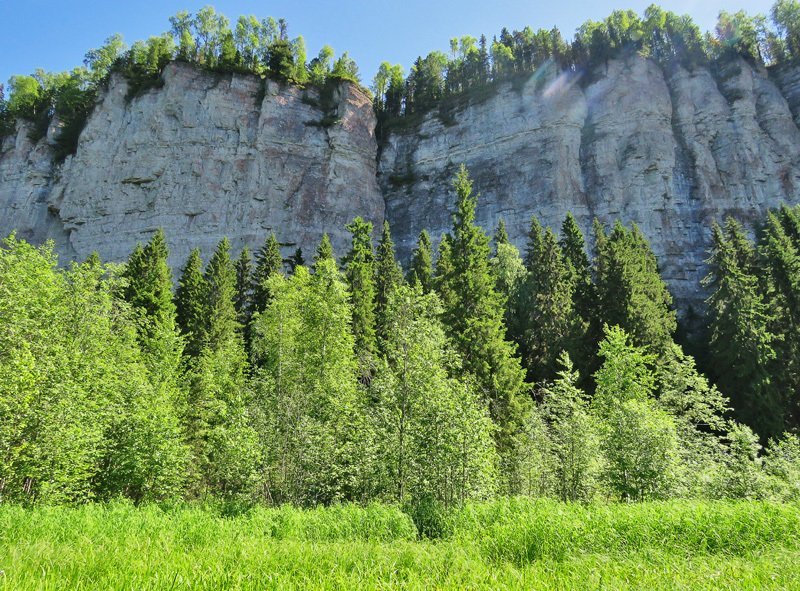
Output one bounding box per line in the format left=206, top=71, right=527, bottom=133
left=1, top=499, right=799, bottom=590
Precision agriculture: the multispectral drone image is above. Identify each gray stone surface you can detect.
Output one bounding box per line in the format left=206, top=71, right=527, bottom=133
left=2, top=56, right=800, bottom=316
left=379, top=56, right=800, bottom=314
left=0, top=62, right=384, bottom=272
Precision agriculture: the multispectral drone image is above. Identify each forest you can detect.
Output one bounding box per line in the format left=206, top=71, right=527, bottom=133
left=1, top=165, right=798, bottom=521
left=5, top=2, right=800, bottom=153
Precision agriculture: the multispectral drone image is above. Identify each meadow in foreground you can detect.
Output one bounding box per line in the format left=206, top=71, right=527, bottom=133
left=2, top=498, right=799, bottom=590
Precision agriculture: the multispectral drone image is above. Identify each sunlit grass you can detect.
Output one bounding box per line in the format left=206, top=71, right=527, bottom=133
left=1, top=499, right=798, bottom=590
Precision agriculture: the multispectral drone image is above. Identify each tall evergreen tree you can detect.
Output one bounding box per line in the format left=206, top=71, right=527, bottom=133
left=594, top=221, right=676, bottom=354
left=234, top=246, right=253, bottom=330
left=435, top=165, right=528, bottom=487
left=704, top=220, right=782, bottom=439
left=490, top=218, right=525, bottom=319
left=175, top=248, right=208, bottom=358
left=374, top=220, right=404, bottom=345
left=407, top=229, right=433, bottom=293
left=313, top=233, right=335, bottom=270
left=493, top=217, right=509, bottom=255
left=187, top=237, right=258, bottom=498
left=121, top=229, right=177, bottom=336
left=761, top=210, right=800, bottom=425
left=559, top=212, right=598, bottom=381
left=513, top=220, right=576, bottom=383
left=343, top=217, right=378, bottom=381
left=252, top=233, right=283, bottom=314
left=203, top=237, right=240, bottom=351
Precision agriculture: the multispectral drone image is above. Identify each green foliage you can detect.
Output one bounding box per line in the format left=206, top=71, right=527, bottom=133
left=594, top=221, right=676, bottom=355
left=175, top=248, right=207, bottom=358
left=704, top=220, right=783, bottom=438
left=251, top=232, right=283, bottom=315
left=594, top=326, right=679, bottom=500
left=407, top=229, right=433, bottom=293
left=343, top=217, right=378, bottom=380
left=0, top=235, right=186, bottom=503
left=513, top=217, right=578, bottom=383
left=370, top=285, right=498, bottom=511
left=374, top=220, right=404, bottom=346
left=435, top=165, right=528, bottom=487
left=540, top=353, right=600, bottom=501
left=2, top=501, right=800, bottom=589
left=251, top=262, right=372, bottom=505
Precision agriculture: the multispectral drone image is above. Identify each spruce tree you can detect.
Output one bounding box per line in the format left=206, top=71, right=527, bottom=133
left=493, top=217, right=509, bottom=254
left=514, top=219, right=576, bottom=383
left=121, top=229, right=176, bottom=335
left=343, top=217, right=378, bottom=381
left=314, top=233, right=335, bottom=269
left=435, top=165, right=528, bottom=484
left=252, top=233, right=283, bottom=313
left=761, top=210, right=800, bottom=421
left=374, top=220, right=404, bottom=345
left=559, top=212, right=599, bottom=384
left=175, top=248, right=208, bottom=358
left=704, top=221, right=782, bottom=439
left=289, top=247, right=305, bottom=273
left=491, top=218, right=525, bottom=316
left=203, top=237, right=240, bottom=351
left=234, top=246, right=253, bottom=329
left=594, top=221, right=676, bottom=354
left=407, top=229, right=433, bottom=293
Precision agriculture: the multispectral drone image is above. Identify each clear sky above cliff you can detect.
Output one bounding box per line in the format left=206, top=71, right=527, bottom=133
left=0, top=0, right=775, bottom=90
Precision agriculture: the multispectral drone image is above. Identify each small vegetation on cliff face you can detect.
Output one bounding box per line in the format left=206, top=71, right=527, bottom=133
left=5, top=3, right=800, bottom=153
left=0, top=6, right=362, bottom=157
left=372, top=1, right=800, bottom=129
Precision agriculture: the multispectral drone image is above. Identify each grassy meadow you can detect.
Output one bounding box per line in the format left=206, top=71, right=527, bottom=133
left=1, top=499, right=799, bottom=590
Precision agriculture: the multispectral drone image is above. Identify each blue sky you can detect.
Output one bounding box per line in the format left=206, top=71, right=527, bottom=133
left=0, top=0, right=776, bottom=90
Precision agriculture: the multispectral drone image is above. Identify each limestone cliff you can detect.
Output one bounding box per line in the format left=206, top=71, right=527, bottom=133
left=2, top=56, right=800, bottom=315
left=0, top=62, right=384, bottom=270
left=379, top=55, right=800, bottom=314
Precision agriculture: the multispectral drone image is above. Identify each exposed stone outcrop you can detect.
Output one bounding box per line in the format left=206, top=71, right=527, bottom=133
left=2, top=56, right=800, bottom=316
left=0, top=62, right=384, bottom=271
left=379, top=55, right=800, bottom=314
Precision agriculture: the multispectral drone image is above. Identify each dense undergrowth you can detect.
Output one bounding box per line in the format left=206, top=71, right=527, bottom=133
left=1, top=499, right=799, bottom=590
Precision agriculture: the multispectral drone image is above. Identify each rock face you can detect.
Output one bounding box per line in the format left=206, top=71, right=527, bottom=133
left=2, top=56, right=800, bottom=315
left=379, top=56, right=800, bottom=314
left=0, top=62, right=384, bottom=271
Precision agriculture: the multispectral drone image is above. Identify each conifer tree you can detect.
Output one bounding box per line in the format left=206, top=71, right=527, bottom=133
left=761, top=210, right=800, bottom=425
left=121, top=229, right=177, bottom=337
left=374, top=220, right=404, bottom=345
left=175, top=248, right=208, bottom=358
left=343, top=217, right=378, bottom=381
left=491, top=218, right=525, bottom=319
left=407, top=229, right=433, bottom=293
left=313, top=233, right=335, bottom=269
left=288, top=247, right=305, bottom=273
left=514, top=219, right=576, bottom=383
left=594, top=221, right=676, bottom=354
left=234, top=246, right=253, bottom=330
left=203, top=237, right=240, bottom=351
left=705, top=220, right=782, bottom=438
left=435, top=165, right=528, bottom=485
left=559, top=213, right=598, bottom=381
left=187, top=237, right=258, bottom=498
left=493, top=217, right=509, bottom=254
left=252, top=233, right=283, bottom=313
